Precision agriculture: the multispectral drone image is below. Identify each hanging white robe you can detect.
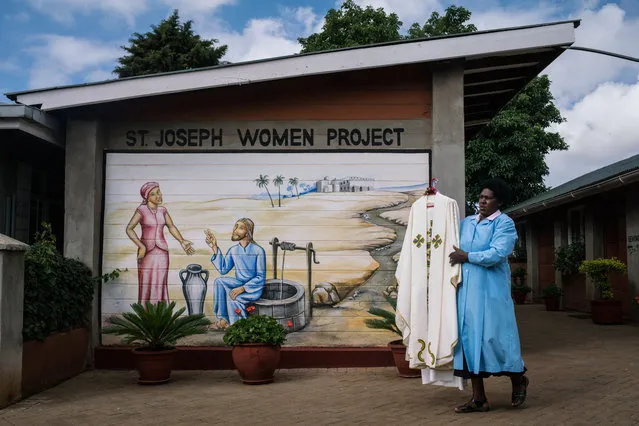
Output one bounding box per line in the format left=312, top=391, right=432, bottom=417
left=395, top=192, right=465, bottom=390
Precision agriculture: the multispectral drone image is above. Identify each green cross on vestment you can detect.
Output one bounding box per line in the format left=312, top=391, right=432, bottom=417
left=413, top=234, right=425, bottom=248
left=433, top=235, right=443, bottom=249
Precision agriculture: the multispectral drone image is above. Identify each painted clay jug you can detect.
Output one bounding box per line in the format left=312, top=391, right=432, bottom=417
left=179, top=264, right=209, bottom=316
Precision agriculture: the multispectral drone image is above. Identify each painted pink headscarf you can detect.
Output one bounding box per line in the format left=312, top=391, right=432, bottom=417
left=140, top=182, right=160, bottom=205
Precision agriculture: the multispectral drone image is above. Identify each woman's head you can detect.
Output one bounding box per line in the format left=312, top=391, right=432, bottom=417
left=477, top=178, right=511, bottom=217
left=140, top=181, right=162, bottom=205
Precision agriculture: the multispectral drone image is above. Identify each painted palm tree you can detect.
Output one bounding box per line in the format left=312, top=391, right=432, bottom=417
left=273, top=175, right=285, bottom=207
left=254, top=174, right=274, bottom=207
left=288, top=177, right=300, bottom=199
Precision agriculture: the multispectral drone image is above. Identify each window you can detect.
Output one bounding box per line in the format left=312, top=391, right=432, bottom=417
left=568, top=207, right=585, bottom=244
left=512, top=221, right=527, bottom=260
left=2, top=195, right=16, bottom=238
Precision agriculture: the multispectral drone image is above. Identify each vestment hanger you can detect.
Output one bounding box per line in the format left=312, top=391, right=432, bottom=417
left=424, top=177, right=439, bottom=196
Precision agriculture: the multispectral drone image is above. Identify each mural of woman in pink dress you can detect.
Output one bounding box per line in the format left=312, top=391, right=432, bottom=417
left=125, top=182, right=195, bottom=304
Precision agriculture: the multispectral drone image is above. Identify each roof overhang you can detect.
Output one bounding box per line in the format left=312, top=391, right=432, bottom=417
left=507, top=168, right=639, bottom=219
left=0, top=105, right=63, bottom=147
left=5, top=20, right=579, bottom=141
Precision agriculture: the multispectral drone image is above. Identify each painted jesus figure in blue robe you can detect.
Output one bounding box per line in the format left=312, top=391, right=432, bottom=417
left=205, top=218, right=266, bottom=329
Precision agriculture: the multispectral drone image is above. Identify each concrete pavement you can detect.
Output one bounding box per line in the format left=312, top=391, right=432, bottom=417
left=1, top=305, right=638, bottom=425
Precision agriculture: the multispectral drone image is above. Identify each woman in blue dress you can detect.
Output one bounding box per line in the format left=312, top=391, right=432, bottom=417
left=448, top=178, right=528, bottom=413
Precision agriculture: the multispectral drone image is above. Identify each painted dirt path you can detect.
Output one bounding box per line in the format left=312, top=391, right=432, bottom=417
left=338, top=200, right=409, bottom=306
left=286, top=199, right=409, bottom=345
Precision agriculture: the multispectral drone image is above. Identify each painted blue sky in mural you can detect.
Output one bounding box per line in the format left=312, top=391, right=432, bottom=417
left=2, top=1, right=639, bottom=187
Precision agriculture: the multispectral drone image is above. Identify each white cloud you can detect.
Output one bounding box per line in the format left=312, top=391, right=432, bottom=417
left=0, top=58, right=21, bottom=74
left=4, top=12, right=31, bottom=23
left=161, top=0, right=236, bottom=19
left=24, top=0, right=149, bottom=25
left=202, top=18, right=301, bottom=63
left=85, top=69, right=117, bottom=82
left=25, top=35, right=121, bottom=88
left=470, top=6, right=555, bottom=30
left=197, top=6, right=321, bottom=63
left=546, top=77, right=639, bottom=186
left=545, top=3, right=639, bottom=108
left=352, top=0, right=440, bottom=27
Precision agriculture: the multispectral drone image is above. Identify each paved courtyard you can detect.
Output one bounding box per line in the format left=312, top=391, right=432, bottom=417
left=1, top=305, right=638, bottom=425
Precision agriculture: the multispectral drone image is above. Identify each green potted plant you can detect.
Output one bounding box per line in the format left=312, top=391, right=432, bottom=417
left=540, top=283, right=563, bottom=311
left=223, top=314, right=287, bottom=385
left=579, top=258, right=626, bottom=325
left=102, top=301, right=210, bottom=385
left=511, top=267, right=530, bottom=304
left=554, top=241, right=585, bottom=277
left=364, top=295, right=420, bottom=378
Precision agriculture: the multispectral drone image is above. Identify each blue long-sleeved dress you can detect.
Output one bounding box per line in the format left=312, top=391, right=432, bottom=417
left=453, top=211, right=526, bottom=378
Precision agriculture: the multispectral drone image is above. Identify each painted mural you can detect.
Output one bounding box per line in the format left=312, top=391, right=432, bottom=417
left=101, top=152, right=430, bottom=346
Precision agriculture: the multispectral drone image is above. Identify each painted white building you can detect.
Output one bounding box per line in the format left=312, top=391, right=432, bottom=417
left=316, top=176, right=375, bottom=192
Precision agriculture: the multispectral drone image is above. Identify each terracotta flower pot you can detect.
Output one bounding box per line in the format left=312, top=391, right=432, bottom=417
left=591, top=300, right=623, bottom=325
left=132, top=348, right=178, bottom=385
left=512, top=291, right=527, bottom=305
left=544, top=297, right=561, bottom=311
left=232, top=343, right=281, bottom=385
left=388, top=340, right=421, bottom=378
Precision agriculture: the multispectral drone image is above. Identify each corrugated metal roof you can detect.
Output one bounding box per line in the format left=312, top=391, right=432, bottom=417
left=505, top=153, right=639, bottom=215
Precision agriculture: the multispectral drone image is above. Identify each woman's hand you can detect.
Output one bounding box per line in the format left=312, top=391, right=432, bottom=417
left=449, top=245, right=469, bottom=266
left=137, top=246, right=146, bottom=260
left=181, top=240, right=195, bottom=255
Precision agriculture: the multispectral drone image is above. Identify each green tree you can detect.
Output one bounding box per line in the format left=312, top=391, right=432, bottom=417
left=114, top=9, right=228, bottom=78
left=273, top=175, right=285, bottom=207
left=299, top=5, right=568, bottom=212
left=298, top=0, right=403, bottom=53
left=465, top=76, right=566, bottom=213
left=288, top=177, right=300, bottom=199
left=254, top=174, right=275, bottom=208
left=407, top=5, right=477, bottom=38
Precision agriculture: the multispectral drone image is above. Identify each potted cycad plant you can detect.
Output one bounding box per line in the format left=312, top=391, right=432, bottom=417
left=541, top=283, right=563, bottom=311
left=102, top=301, right=210, bottom=384
left=579, top=258, right=626, bottom=325
left=223, top=314, right=287, bottom=385
left=364, top=295, right=420, bottom=378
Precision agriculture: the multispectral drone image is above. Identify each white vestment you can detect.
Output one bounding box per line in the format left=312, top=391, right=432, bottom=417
left=395, top=193, right=465, bottom=390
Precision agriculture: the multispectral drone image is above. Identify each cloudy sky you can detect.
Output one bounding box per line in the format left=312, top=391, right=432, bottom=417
left=1, top=0, right=638, bottom=187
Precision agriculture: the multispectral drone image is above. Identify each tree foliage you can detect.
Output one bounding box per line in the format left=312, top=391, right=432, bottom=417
left=465, top=76, right=567, bottom=211
left=114, top=9, right=227, bottom=78
left=298, top=0, right=403, bottom=53
left=407, top=5, right=477, bottom=38
left=299, top=4, right=568, bottom=212
left=23, top=223, right=123, bottom=341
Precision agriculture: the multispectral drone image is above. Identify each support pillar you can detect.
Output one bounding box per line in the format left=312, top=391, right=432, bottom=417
left=554, top=219, right=565, bottom=308
left=526, top=221, right=539, bottom=302
left=432, top=62, right=465, bottom=217
left=64, top=120, right=105, bottom=362
left=0, top=234, right=29, bottom=408
left=584, top=210, right=604, bottom=302
left=626, top=186, right=639, bottom=321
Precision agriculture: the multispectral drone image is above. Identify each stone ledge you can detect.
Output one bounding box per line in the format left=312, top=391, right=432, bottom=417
left=0, top=234, right=29, bottom=251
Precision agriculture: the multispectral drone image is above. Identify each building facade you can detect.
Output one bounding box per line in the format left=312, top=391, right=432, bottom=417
left=0, top=105, right=64, bottom=249
left=4, top=20, right=578, bottom=366
left=506, top=154, right=639, bottom=321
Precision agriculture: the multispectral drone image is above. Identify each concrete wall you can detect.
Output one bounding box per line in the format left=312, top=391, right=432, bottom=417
left=0, top=234, right=28, bottom=408
left=432, top=62, right=465, bottom=216
left=64, top=120, right=105, bottom=358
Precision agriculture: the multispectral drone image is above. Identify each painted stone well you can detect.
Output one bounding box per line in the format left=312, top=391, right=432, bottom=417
left=253, top=238, right=319, bottom=331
